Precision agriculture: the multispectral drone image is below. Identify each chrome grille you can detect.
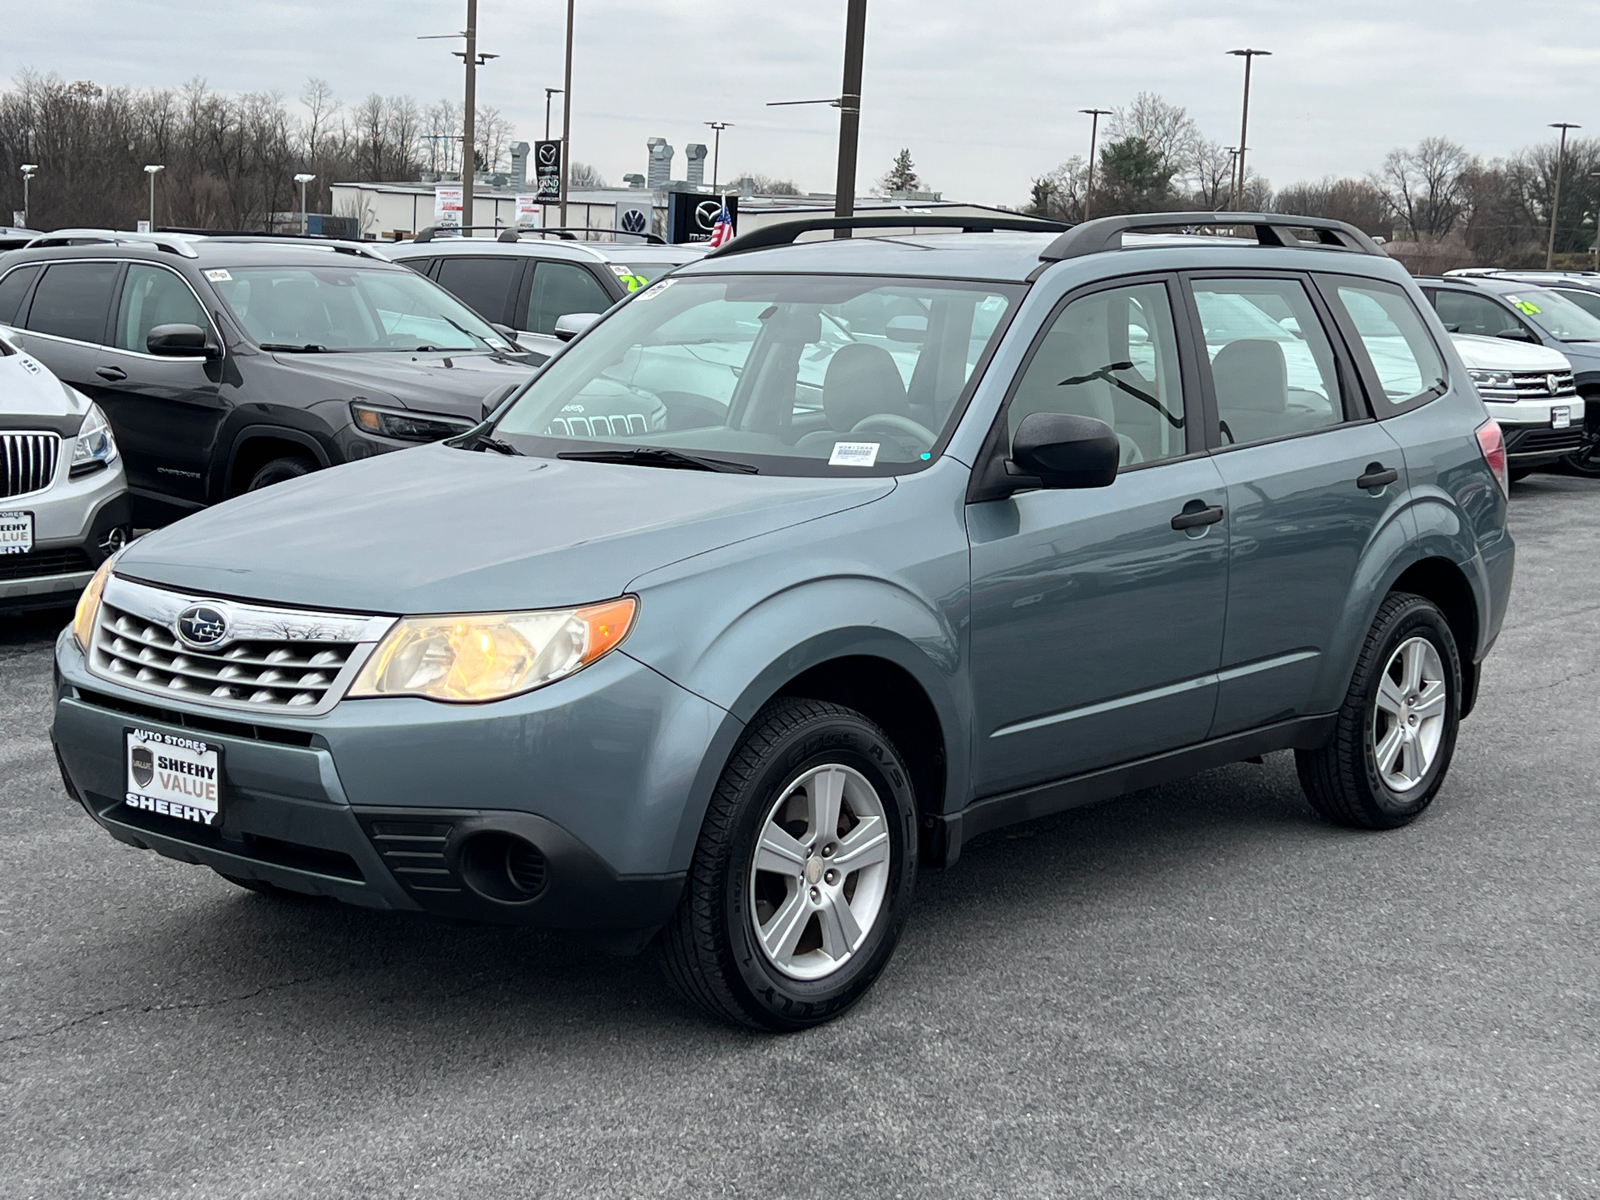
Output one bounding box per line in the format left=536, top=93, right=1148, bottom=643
left=88, top=576, right=393, bottom=715
left=1477, top=370, right=1577, bottom=401
left=0, top=432, right=60, bottom=499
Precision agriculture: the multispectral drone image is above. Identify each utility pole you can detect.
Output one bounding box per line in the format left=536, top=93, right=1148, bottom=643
left=19, top=164, right=37, bottom=226
left=460, top=0, right=478, bottom=231
left=545, top=88, right=563, bottom=141
left=1080, top=108, right=1111, bottom=217
left=1547, top=122, right=1581, bottom=270
left=832, top=0, right=869, bottom=236
left=560, top=0, right=575, bottom=226
left=1227, top=48, right=1271, bottom=209
left=704, top=122, right=732, bottom=194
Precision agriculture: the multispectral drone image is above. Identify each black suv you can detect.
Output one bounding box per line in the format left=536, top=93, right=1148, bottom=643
left=0, top=233, right=543, bottom=525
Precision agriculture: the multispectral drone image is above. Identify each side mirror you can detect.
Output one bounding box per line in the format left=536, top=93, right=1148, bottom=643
left=146, top=323, right=214, bottom=357
left=1011, top=412, right=1120, bottom=490
left=553, top=312, right=600, bottom=343
left=481, top=382, right=520, bottom=421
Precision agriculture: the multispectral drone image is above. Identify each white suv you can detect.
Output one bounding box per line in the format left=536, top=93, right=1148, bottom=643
left=1451, top=333, right=1584, bottom=479
left=0, top=328, right=131, bottom=608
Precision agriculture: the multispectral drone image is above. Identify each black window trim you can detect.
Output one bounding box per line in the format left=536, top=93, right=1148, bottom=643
left=0, top=262, right=45, bottom=328
left=1315, top=271, right=1451, bottom=419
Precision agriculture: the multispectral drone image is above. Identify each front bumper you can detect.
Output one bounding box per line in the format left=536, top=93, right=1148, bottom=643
left=1, top=468, right=131, bottom=608
left=52, top=630, right=726, bottom=930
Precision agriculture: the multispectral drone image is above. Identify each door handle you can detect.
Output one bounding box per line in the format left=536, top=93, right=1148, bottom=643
left=94, top=366, right=127, bottom=382
left=1356, top=464, right=1399, bottom=490
left=1171, top=503, right=1225, bottom=531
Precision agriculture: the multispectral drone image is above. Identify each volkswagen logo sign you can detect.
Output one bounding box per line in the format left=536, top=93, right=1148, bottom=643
left=1548, top=374, right=1562, bottom=395
left=620, top=208, right=649, bottom=235
left=696, top=200, right=722, bottom=232
left=175, top=604, right=230, bottom=650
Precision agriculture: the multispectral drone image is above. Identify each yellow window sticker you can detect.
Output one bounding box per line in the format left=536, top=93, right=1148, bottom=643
left=1506, top=296, right=1542, bottom=316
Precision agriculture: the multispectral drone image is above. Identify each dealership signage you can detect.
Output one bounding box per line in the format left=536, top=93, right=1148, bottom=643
left=667, top=193, right=738, bottom=245
left=534, top=140, right=563, bottom=202
left=615, top=198, right=653, bottom=243
left=515, top=195, right=542, bottom=228
left=434, top=185, right=464, bottom=228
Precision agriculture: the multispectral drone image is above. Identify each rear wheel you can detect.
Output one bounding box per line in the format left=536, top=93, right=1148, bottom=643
left=660, top=699, right=918, bottom=1030
left=1297, top=592, right=1462, bottom=830
left=246, top=455, right=317, bottom=492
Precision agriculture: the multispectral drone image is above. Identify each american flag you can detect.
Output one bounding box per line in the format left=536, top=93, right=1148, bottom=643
left=708, top=202, right=735, bottom=249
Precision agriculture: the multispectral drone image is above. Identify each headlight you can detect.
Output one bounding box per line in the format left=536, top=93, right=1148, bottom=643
left=70, top=402, right=119, bottom=479
left=348, top=597, right=637, bottom=703
left=1467, top=369, right=1515, bottom=389
left=351, top=401, right=474, bottom=443
left=72, top=556, right=114, bottom=651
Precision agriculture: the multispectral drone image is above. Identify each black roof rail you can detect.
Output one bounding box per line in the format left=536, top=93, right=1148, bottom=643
left=1039, top=211, right=1384, bottom=262
left=707, top=213, right=1070, bottom=258
left=413, top=224, right=513, bottom=243
left=497, top=226, right=667, bottom=245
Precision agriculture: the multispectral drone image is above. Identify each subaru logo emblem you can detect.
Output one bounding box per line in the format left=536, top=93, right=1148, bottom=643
left=696, top=200, right=721, bottom=231
left=175, top=604, right=229, bottom=649
left=1547, top=374, right=1561, bottom=395
left=620, top=209, right=648, bottom=234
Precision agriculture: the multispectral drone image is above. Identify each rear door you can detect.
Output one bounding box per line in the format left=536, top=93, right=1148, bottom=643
left=517, top=260, right=617, bottom=355
left=11, top=259, right=122, bottom=398
left=1184, top=271, right=1410, bottom=737
left=432, top=254, right=525, bottom=328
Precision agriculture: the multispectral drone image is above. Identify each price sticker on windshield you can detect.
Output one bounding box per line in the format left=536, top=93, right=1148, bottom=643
left=829, top=441, right=880, bottom=468
left=634, top=279, right=675, bottom=302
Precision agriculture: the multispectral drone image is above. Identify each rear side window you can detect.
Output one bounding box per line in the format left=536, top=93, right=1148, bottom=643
left=524, top=262, right=612, bottom=336
left=0, top=265, right=40, bottom=325
left=1191, top=277, right=1344, bottom=446
left=434, top=256, right=521, bottom=324
left=1332, top=281, right=1446, bottom=409
left=24, top=261, right=120, bottom=343
left=113, top=265, right=208, bottom=353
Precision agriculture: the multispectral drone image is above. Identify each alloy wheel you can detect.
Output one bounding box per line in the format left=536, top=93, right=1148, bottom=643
left=1371, top=636, right=1448, bottom=794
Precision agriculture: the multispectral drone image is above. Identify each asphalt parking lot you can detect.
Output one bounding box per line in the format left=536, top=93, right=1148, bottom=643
left=1, top=475, right=1596, bottom=1200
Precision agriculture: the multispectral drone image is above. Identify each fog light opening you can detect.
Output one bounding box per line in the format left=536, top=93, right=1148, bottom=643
left=458, top=832, right=548, bottom=903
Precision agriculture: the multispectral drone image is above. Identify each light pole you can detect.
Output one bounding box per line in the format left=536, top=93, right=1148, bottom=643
left=1080, top=108, right=1111, bottom=217
left=545, top=88, right=563, bottom=142
left=143, top=164, right=164, bottom=231
left=704, top=122, right=733, bottom=194
left=294, top=173, right=316, bottom=235
left=560, top=0, right=575, bottom=227
left=19, top=164, right=37, bottom=227
left=1227, top=48, right=1271, bottom=209
left=1547, top=122, right=1581, bottom=270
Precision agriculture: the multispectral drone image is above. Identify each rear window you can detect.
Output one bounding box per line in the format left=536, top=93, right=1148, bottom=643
left=1330, top=280, right=1446, bottom=409
left=24, top=261, right=120, bottom=343
left=0, top=265, right=40, bottom=326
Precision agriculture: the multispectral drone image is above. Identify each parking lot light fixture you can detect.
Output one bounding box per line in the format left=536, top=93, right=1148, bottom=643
left=1227, top=49, right=1271, bottom=209
left=294, top=173, right=317, bottom=235
left=704, top=122, right=733, bottom=195
left=1547, top=123, right=1581, bottom=269
left=143, top=164, right=164, bottom=230
left=19, top=164, right=38, bottom=226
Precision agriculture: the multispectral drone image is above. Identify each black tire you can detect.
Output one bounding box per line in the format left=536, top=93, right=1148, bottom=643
left=1559, top=434, right=1600, bottom=478
left=246, top=455, right=317, bottom=492
left=660, top=698, right=919, bottom=1031
left=1296, top=592, right=1462, bottom=830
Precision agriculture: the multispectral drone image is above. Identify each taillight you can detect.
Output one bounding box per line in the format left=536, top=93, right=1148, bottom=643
left=1476, top=418, right=1509, bottom=498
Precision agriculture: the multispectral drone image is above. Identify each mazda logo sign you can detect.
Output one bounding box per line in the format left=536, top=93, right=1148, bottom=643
left=175, top=604, right=230, bottom=649
left=696, top=201, right=721, bottom=232
left=538, top=143, right=558, bottom=166
left=620, top=209, right=648, bottom=234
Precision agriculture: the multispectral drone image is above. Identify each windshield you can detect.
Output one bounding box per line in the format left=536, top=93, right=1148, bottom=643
left=1500, top=288, right=1600, bottom=342
left=492, top=274, right=1021, bottom=474
left=210, top=265, right=514, bottom=353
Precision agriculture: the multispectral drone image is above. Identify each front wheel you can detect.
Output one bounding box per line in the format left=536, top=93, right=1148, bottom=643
left=246, top=455, right=317, bottom=492
left=1297, top=592, right=1462, bottom=830
left=1559, top=432, right=1600, bottom=478
left=660, top=699, right=919, bottom=1030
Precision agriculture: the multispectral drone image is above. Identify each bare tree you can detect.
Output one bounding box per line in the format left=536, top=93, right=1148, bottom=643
left=1108, top=92, right=1201, bottom=174
left=1027, top=156, right=1088, bottom=222
left=1374, top=136, right=1475, bottom=238
left=568, top=161, right=607, bottom=189
left=731, top=173, right=801, bottom=196
left=1274, top=176, right=1387, bottom=234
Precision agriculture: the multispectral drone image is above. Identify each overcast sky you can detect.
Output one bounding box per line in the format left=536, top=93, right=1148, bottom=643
left=7, top=0, right=1599, bottom=203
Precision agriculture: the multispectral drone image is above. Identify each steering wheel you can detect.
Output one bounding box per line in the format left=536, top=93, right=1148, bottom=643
left=850, top=413, right=936, bottom=450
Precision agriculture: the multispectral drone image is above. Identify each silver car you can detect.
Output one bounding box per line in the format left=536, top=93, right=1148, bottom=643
left=0, top=326, right=130, bottom=609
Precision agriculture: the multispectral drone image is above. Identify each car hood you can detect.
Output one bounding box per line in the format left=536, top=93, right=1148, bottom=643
left=1450, top=333, right=1572, bottom=372
left=0, top=340, right=89, bottom=435
left=114, top=442, right=897, bottom=613
left=263, top=350, right=540, bottom=420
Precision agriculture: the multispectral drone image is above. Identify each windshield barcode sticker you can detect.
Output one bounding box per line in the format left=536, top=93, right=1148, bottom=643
left=829, top=441, right=880, bottom=468
left=204, top=269, right=232, bottom=282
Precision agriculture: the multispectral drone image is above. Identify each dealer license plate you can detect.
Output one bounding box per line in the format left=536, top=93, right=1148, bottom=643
left=1552, top=406, right=1572, bottom=429
left=0, top=511, right=32, bottom=555
left=125, top=728, right=222, bottom=826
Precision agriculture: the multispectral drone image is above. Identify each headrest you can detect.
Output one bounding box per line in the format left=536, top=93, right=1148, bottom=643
left=823, top=343, right=908, bottom=431
left=1212, top=339, right=1288, bottom=413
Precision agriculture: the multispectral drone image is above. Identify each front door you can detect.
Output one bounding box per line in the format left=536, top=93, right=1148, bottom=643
left=968, top=277, right=1230, bottom=796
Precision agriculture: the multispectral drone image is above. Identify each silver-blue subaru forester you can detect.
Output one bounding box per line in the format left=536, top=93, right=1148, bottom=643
left=52, top=212, right=1515, bottom=1030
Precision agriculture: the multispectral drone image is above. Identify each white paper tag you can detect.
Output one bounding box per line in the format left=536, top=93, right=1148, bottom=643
left=203, top=268, right=232, bottom=282
left=634, top=278, right=674, bottom=301
left=828, top=441, right=880, bottom=468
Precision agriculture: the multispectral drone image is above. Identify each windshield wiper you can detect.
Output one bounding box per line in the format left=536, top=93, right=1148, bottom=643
left=450, top=427, right=525, bottom=456
left=558, top=446, right=758, bottom=474
left=259, top=342, right=330, bottom=352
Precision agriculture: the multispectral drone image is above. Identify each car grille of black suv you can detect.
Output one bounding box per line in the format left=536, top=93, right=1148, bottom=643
left=87, top=576, right=393, bottom=715
left=1, top=432, right=60, bottom=499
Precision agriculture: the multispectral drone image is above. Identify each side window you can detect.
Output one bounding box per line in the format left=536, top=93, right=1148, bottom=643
left=1332, top=280, right=1446, bottom=410
left=433, top=256, right=520, bottom=324
left=1007, top=281, right=1186, bottom=467
left=0, top=265, right=41, bottom=326
left=1553, top=286, right=1600, bottom=322
left=524, top=262, right=612, bottom=336
left=1192, top=277, right=1344, bottom=447
left=1430, top=289, right=1529, bottom=339
left=23, top=261, right=120, bottom=343
left=113, top=265, right=207, bottom=353
left=397, top=256, right=435, bottom=277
